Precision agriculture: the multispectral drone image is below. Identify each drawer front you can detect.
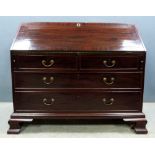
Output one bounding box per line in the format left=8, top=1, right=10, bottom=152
left=14, top=72, right=77, bottom=88
left=78, top=73, right=142, bottom=89
left=80, top=55, right=143, bottom=70
left=14, top=91, right=141, bottom=112
left=14, top=72, right=142, bottom=89
left=12, top=54, right=77, bottom=70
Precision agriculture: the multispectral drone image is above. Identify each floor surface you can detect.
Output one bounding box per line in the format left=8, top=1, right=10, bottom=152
left=0, top=102, right=155, bottom=138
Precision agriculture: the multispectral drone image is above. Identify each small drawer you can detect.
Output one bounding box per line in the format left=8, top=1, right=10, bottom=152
left=14, top=91, right=141, bottom=112
left=12, top=54, right=77, bottom=70
left=80, top=55, right=143, bottom=70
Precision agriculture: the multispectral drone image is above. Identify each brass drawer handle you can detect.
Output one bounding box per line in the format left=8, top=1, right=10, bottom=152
left=43, top=98, right=55, bottom=106
left=42, top=59, right=54, bottom=67
left=103, top=60, right=116, bottom=68
left=102, top=98, right=114, bottom=105
left=42, top=77, right=54, bottom=85
left=103, top=77, right=115, bottom=85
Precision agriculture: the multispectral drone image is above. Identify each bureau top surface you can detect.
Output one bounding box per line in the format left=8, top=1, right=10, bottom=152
left=11, top=22, right=146, bottom=52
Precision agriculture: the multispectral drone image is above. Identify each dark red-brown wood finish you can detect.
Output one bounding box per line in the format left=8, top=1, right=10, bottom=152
left=8, top=22, right=147, bottom=134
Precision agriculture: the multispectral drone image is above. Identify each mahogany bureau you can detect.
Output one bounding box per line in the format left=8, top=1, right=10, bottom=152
left=8, top=22, right=147, bottom=134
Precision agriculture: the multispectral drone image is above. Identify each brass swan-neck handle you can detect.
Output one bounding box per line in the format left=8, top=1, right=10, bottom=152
left=103, top=60, right=116, bottom=68
left=103, top=77, right=115, bottom=85
left=42, top=59, right=54, bottom=67
left=42, top=76, right=54, bottom=85
left=43, top=98, right=55, bottom=106
left=102, top=98, right=114, bottom=105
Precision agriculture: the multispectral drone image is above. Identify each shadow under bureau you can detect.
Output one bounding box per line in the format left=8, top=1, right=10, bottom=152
left=8, top=22, right=147, bottom=134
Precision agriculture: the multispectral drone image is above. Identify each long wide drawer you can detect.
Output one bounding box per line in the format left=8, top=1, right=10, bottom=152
left=12, top=54, right=77, bottom=70
left=14, top=91, right=142, bottom=112
left=14, top=72, right=142, bottom=89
